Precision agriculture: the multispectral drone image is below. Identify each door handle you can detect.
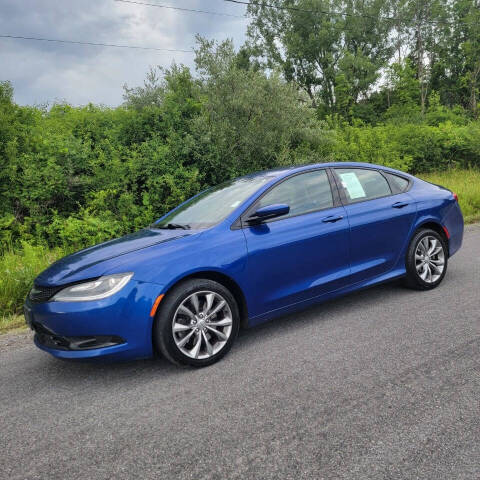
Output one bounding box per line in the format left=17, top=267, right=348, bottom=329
left=392, top=201, right=409, bottom=209
left=322, top=215, right=343, bottom=223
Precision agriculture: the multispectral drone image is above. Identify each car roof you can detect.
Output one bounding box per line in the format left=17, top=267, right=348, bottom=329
left=243, top=162, right=411, bottom=181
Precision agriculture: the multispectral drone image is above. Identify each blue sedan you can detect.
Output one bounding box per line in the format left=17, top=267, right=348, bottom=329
left=24, top=162, right=464, bottom=366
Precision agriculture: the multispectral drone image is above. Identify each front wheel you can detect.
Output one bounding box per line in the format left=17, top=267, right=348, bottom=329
left=404, top=228, right=448, bottom=290
left=153, top=279, right=240, bottom=367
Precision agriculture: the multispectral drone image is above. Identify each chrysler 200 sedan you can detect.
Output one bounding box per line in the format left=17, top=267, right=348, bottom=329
left=24, top=162, right=464, bottom=367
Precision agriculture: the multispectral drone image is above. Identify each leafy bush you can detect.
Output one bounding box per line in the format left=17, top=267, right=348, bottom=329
left=1, top=41, right=329, bottom=252
left=0, top=243, right=65, bottom=317
left=329, top=121, right=480, bottom=174
left=330, top=124, right=413, bottom=172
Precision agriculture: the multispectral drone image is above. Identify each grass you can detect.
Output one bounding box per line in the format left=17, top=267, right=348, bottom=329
left=0, top=168, right=479, bottom=336
left=0, top=243, right=65, bottom=334
left=419, top=169, right=480, bottom=224
left=0, top=314, right=26, bottom=335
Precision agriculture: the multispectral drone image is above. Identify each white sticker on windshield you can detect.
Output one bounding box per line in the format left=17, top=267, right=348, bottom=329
left=339, top=172, right=366, bottom=199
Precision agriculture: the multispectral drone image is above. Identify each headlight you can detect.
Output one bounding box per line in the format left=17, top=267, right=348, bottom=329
left=51, top=273, right=133, bottom=302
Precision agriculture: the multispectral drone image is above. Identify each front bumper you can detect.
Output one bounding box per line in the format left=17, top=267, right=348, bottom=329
left=24, top=280, right=164, bottom=361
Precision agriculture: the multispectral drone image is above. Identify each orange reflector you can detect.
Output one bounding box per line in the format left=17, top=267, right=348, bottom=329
left=150, top=294, right=164, bottom=317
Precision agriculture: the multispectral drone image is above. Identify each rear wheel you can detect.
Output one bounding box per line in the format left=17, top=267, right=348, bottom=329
left=153, top=279, right=240, bottom=367
left=404, top=228, right=448, bottom=290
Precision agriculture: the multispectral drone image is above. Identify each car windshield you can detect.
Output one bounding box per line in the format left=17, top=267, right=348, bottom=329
left=153, top=176, right=269, bottom=229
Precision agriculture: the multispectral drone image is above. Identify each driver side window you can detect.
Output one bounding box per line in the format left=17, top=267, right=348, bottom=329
left=257, top=170, right=333, bottom=220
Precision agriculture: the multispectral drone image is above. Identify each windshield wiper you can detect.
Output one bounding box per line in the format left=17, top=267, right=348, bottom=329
left=151, top=223, right=191, bottom=230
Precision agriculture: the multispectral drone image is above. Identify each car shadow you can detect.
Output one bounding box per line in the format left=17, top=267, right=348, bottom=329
left=235, top=280, right=406, bottom=350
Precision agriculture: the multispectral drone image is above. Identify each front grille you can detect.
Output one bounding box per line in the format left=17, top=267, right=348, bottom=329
left=32, top=322, right=124, bottom=351
left=29, top=285, right=63, bottom=303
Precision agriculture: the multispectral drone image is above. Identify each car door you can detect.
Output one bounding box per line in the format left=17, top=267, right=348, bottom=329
left=332, top=167, right=417, bottom=284
left=240, top=169, right=350, bottom=319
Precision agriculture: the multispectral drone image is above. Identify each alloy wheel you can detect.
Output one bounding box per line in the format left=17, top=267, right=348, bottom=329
left=172, top=291, right=233, bottom=360
left=415, top=235, right=445, bottom=283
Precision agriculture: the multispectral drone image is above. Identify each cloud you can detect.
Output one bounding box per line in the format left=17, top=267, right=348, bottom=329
left=0, top=0, right=248, bottom=105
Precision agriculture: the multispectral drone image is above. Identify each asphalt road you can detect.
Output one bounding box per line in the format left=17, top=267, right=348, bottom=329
left=1, top=225, right=479, bottom=480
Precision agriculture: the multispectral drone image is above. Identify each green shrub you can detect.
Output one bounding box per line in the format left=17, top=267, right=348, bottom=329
left=331, top=124, right=413, bottom=171
left=0, top=243, right=65, bottom=317
left=329, top=122, right=480, bottom=173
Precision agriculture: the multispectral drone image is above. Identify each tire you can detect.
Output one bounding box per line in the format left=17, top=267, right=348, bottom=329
left=153, top=279, right=240, bottom=367
left=404, top=228, right=448, bottom=290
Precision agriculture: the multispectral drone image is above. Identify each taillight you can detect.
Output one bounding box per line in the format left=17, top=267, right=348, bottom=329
left=452, top=192, right=458, bottom=202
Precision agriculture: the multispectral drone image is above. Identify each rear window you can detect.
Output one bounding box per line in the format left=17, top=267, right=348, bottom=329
left=335, top=168, right=391, bottom=203
left=383, top=172, right=410, bottom=193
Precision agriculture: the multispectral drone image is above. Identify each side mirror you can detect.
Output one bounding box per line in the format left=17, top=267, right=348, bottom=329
left=246, top=203, right=290, bottom=224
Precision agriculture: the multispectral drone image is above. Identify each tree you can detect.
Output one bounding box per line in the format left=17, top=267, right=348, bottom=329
left=386, top=59, right=420, bottom=109
left=123, top=67, right=165, bottom=109
left=423, top=0, right=480, bottom=116
left=407, top=0, right=450, bottom=114
left=458, top=0, right=480, bottom=116
left=246, top=0, right=393, bottom=114
left=192, top=36, right=330, bottom=184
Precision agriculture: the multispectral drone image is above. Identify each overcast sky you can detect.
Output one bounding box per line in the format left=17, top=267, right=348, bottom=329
left=0, top=0, right=249, bottom=106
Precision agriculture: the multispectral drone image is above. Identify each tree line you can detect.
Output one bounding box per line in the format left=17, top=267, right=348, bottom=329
left=246, top=0, right=480, bottom=119
left=1, top=0, right=480, bottom=251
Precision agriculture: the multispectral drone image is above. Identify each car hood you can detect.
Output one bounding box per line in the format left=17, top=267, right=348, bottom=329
left=35, top=228, right=196, bottom=287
